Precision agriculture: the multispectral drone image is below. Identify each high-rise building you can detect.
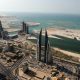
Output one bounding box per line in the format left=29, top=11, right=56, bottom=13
left=44, top=29, right=48, bottom=63
left=22, top=22, right=29, bottom=34
left=36, top=28, right=52, bottom=64
left=45, top=30, right=52, bottom=63
left=26, top=23, right=29, bottom=34
left=37, top=28, right=42, bottom=61
left=0, top=21, right=3, bottom=38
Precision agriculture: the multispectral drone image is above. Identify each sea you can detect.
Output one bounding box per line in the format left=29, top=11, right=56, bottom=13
left=1, top=12, right=80, bottom=52
left=1, top=12, right=80, bottom=32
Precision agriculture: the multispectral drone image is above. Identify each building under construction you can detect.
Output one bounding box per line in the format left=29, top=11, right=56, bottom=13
left=36, top=29, right=52, bottom=64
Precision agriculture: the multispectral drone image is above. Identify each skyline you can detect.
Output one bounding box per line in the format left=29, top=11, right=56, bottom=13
left=0, top=0, right=80, bottom=15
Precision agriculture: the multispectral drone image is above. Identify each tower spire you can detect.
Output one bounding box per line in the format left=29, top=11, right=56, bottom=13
left=36, top=28, right=52, bottom=63
left=37, top=28, right=42, bottom=61
left=44, top=29, right=48, bottom=63
left=39, top=28, right=42, bottom=61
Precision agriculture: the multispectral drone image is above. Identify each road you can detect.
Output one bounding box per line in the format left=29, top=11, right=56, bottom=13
left=0, top=55, right=27, bottom=80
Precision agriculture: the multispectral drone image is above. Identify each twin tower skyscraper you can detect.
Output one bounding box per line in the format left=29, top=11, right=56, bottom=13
left=22, top=22, right=29, bottom=34
left=36, top=29, right=52, bottom=64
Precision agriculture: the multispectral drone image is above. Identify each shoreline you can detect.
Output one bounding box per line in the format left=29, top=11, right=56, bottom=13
left=47, top=28, right=80, bottom=59
left=54, top=47, right=80, bottom=59
left=34, top=28, right=80, bottom=40
left=33, top=28, right=80, bottom=59
left=47, top=28, right=80, bottom=40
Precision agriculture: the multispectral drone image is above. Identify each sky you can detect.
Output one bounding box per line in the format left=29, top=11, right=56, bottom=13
left=0, top=0, right=80, bottom=14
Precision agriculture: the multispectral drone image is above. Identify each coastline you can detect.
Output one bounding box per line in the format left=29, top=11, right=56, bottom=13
left=34, top=28, right=80, bottom=40
left=47, top=28, right=80, bottom=59
left=47, top=28, right=80, bottom=40
left=33, top=28, right=80, bottom=59
left=54, top=47, right=80, bottom=59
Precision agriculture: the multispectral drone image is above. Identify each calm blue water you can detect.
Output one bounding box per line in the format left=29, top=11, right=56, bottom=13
left=1, top=12, right=80, bottom=52
left=1, top=12, right=80, bottom=31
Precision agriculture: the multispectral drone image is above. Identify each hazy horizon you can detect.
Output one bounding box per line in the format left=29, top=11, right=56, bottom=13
left=0, top=0, right=80, bottom=15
